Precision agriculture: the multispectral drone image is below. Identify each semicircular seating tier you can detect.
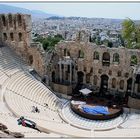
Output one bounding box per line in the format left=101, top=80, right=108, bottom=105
left=4, top=71, right=62, bottom=111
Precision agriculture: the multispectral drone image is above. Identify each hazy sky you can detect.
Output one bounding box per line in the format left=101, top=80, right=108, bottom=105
left=2, top=2, right=140, bottom=20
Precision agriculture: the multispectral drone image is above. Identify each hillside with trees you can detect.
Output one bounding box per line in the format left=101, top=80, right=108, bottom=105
left=122, top=18, right=140, bottom=49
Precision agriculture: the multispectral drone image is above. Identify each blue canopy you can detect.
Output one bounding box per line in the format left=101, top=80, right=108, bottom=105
left=82, top=105, right=110, bottom=115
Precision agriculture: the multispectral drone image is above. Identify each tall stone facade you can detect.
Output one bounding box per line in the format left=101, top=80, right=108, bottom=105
left=49, top=31, right=140, bottom=98
left=1, top=13, right=140, bottom=108
left=0, top=13, right=46, bottom=77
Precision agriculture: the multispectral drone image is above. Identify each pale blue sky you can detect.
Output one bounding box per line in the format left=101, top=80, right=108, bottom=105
left=2, top=2, right=140, bottom=20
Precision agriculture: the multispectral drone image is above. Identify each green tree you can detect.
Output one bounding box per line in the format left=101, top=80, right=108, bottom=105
left=122, top=18, right=140, bottom=49
left=33, top=34, right=64, bottom=51
left=122, top=18, right=136, bottom=48
left=135, top=25, right=140, bottom=49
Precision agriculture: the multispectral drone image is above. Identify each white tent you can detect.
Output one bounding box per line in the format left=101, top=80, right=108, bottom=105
left=79, top=88, right=92, bottom=96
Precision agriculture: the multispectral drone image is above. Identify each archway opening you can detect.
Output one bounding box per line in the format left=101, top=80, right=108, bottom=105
left=102, top=52, right=110, bottom=66
left=3, top=33, right=7, bottom=41
left=42, top=77, right=46, bottom=83
left=10, top=33, right=14, bottom=41
left=2, top=15, right=6, bottom=26
left=120, top=80, right=124, bottom=90
left=78, top=50, right=84, bottom=58
left=17, top=14, right=22, bottom=26
left=100, top=74, right=109, bottom=95
left=77, top=71, right=84, bottom=84
left=86, top=73, right=91, bottom=83
left=93, top=51, right=99, bottom=60
left=113, top=53, right=119, bottom=63
left=64, top=48, right=67, bottom=56
left=8, top=14, right=12, bottom=27
left=127, top=78, right=132, bottom=92
left=18, top=33, right=22, bottom=41
left=112, top=78, right=116, bottom=88
left=29, top=55, right=33, bottom=65
left=52, top=71, right=55, bottom=82
left=93, top=75, right=98, bottom=86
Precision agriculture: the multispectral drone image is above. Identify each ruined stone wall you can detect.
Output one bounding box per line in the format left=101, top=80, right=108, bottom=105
left=128, top=96, right=140, bottom=109
left=0, top=13, right=47, bottom=76
left=50, top=40, right=140, bottom=94
left=29, top=42, right=46, bottom=77
left=0, top=14, right=31, bottom=58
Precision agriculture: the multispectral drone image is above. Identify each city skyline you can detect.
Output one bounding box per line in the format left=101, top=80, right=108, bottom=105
left=1, top=2, right=140, bottom=20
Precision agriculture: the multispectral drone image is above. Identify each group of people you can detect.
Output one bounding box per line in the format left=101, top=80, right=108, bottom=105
left=32, top=106, right=40, bottom=113
left=32, top=103, right=49, bottom=113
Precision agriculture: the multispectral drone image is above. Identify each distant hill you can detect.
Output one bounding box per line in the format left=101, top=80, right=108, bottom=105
left=0, top=4, right=58, bottom=20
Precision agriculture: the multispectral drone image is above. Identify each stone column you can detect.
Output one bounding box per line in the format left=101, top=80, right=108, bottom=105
left=75, top=64, right=77, bottom=83
left=59, top=61, right=62, bottom=83
left=131, top=74, right=136, bottom=96
left=63, top=63, right=66, bottom=81
left=70, top=62, right=72, bottom=84
left=134, top=84, right=138, bottom=93
left=83, top=72, right=85, bottom=84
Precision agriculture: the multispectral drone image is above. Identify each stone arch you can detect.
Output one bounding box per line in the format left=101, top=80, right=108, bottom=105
left=10, top=33, right=14, bottom=41
left=130, top=55, right=137, bottom=66
left=100, top=74, right=109, bottom=93
left=86, top=73, right=91, bottom=83
left=77, top=71, right=84, bottom=84
left=18, top=33, right=22, bottom=41
left=118, top=71, right=122, bottom=77
left=138, top=84, right=140, bottom=93
left=29, top=55, right=33, bottom=65
left=1, top=15, right=6, bottom=26
left=42, top=77, right=46, bottom=83
left=67, top=50, right=70, bottom=56
left=109, top=70, right=112, bottom=76
left=127, top=78, right=132, bottom=92
left=112, top=78, right=116, bottom=88
left=64, top=48, right=70, bottom=57
left=120, top=80, right=124, bottom=90
left=3, top=33, right=7, bottom=41
left=78, top=50, right=84, bottom=58
left=17, top=14, right=22, bottom=26
left=64, top=48, right=67, bottom=56
left=102, top=52, right=110, bottom=66
left=52, top=71, right=55, bottom=82
left=113, top=53, right=119, bottom=63
left=93, top=75, right=98, bottom=85
left=93, top=51, right=99, bottom=60
left=8, top=14, right=12, bottom=27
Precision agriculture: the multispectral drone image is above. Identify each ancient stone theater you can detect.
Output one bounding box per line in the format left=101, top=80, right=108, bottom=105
left=0, top=13, right=140, bottom=138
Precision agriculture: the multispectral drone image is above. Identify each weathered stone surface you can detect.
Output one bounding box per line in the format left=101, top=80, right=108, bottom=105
left=0, top=123, right=7, bottom=130
left=0, top=123, right=24, bottom=138
left=0, top=13, right=47, bottom=77
left=0, top=13, right=140, bottom=109
left=49, top=34, right=140, bottom=95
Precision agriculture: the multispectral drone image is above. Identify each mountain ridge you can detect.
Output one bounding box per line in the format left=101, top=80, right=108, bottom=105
left=0, top=4, right=58, bottom=20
